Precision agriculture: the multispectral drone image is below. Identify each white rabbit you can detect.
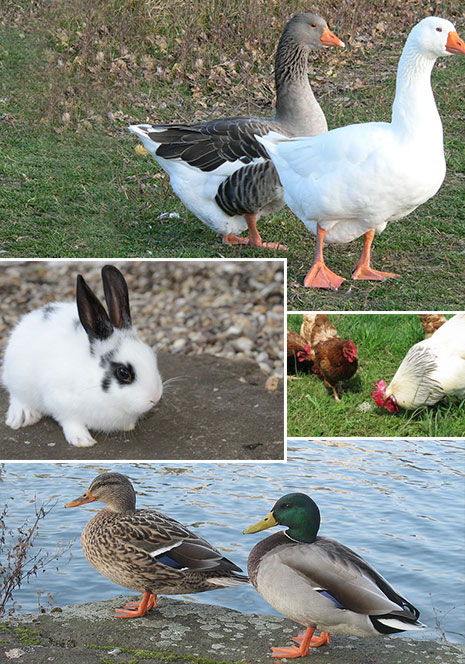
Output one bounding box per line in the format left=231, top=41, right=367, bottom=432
left=2, top=265, right=163, bottom=447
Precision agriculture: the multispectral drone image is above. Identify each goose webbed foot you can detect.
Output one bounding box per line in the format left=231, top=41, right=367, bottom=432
left=303, top=260, right=345, bottom=290
left=352, top=229, right=399, bottom=281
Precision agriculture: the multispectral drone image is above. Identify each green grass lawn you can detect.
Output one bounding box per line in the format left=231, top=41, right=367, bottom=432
left=0, top=7, right=464, bottom=309
left=287, top=313, right=465, bottom=437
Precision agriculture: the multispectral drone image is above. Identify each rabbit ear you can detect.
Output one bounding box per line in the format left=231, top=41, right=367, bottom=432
left=76, top=275, right=114, bottom=341
left=101, top=265, right=132, bottom=329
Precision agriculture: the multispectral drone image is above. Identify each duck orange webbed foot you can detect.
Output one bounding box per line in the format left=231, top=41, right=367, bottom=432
left=271, top=627, right=330, bottom=658
left=114, top=592, right=157, bottom=618
left=292, top=630, right=331, bottom=648
left=303, top=261, right=345, bottom=290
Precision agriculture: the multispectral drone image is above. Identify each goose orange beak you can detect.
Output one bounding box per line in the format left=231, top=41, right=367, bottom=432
left=320, top=27, right=345, bottom=49
left=65, top=491, right=97, bottom=508
left=446, top=30, right=465, bottom=55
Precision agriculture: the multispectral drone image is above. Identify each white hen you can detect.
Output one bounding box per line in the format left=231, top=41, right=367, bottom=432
left=372, top=313, right=465, bottom=412
left=257, top=17, right=465, bottom=289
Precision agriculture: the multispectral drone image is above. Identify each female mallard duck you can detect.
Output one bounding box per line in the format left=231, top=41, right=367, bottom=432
left=244, top=493, right=424, bottom=658
left=66, top=472, right=248, bottom=618
left=129, top=14, right=344, bottom=250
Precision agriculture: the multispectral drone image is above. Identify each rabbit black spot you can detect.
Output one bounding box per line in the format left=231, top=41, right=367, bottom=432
left=2, top=265, right=163, bottom=448
left=42, top=304, right=58, bottom=320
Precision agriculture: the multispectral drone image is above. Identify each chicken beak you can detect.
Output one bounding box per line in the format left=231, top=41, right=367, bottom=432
left=320, top=27, right=345, bottom=48
left=445, top=30, right=465, bottom=55
left=243, top=511, right=278, bottom=534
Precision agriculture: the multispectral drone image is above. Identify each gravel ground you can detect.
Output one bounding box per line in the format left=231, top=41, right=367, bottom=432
left=0, top=260, right=284, bottom=376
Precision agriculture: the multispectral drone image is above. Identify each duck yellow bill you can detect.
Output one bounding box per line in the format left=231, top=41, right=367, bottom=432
left=320, top=27, right=345, bottom=49
left=243, top=511, right=278, bottom=534
left=65, top=492, right=97, bottom=508
left=446, top=31, right=465, bottom=55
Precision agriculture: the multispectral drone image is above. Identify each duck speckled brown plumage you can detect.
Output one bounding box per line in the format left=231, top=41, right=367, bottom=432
left=66, top=472, right=248, bottom=618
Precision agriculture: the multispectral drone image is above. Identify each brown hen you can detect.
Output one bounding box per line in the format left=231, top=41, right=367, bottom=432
left=287, top=329, right=313, bottom=374
left=300, top=314, right=358, bottom=400
left=419, top=314, right=447, bottom=338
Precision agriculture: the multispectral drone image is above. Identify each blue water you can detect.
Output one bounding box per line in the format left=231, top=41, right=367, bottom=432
left=1, top=439, right=464, bottom=644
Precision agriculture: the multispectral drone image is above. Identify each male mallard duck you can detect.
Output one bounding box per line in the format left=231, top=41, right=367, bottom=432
left=129, top=14, right=344, bottom=250
left=66, top=472, right=248, bottom=618
left=244, top=493, right=424, bottom=658
left=257, top=17, right=465, bottom=288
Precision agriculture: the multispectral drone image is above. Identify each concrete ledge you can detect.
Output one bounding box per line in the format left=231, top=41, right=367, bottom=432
left=2, top=597, right=464, bottom=664
left=0, top=352, right=284, bottom=460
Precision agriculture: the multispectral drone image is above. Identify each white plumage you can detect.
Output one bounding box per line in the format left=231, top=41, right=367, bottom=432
left=373, top=313, right=465, bottom=411
left=257, top=17, right=465, bottom=289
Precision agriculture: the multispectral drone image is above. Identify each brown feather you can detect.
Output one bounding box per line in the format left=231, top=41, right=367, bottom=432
left=419, top=314, right=447, bottom=339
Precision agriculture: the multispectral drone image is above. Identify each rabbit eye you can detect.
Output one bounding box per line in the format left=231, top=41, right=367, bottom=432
left=114, top=364, right=135, bottom=384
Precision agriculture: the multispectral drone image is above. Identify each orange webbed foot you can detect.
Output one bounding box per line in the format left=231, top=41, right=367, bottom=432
left=303, top=261, right=345, bottom=290
left=271, top=645, right=308, bottom=658
left=253, top=241, right=288, bottom=251
left=352, top=264, right=399, bottom=281
left=292, top=631, right=331, bottom=648
left=271, top=627, right=329, bottom=658
left=222, top=233, right=250, bottom=246
left=222, top=234, right=287, bottom=251
left=114, top=592, right=157, bottom=618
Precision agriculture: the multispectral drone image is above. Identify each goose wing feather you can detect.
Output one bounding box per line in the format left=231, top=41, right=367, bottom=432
left=146, top=118, right=290, bottom=173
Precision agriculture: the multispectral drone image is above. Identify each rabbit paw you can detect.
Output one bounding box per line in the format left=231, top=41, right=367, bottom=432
left=62, top=423, right=98, bottom=447
left=6, top=402, right=43, bottom=429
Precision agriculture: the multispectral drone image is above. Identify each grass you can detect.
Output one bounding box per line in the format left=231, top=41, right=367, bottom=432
left=287, top=313, right=465, bottom=437
left=0, top=2, right=464, bottom=308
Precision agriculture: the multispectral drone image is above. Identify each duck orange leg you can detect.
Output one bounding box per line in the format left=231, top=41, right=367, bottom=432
left=222, top=214, right=287, bottom=251
left=114, top=592, right=158, bottom=618
left=292, top=630, right=331, bottom=647
left=352, top=230, right=399, bottom=281
left=272, top=627, right=330, bottom=658
left=304, top=225, right=345, bottom=290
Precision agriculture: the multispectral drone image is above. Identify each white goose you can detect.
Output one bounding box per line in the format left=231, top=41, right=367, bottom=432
left=257, top=16, right=465, bottom=288
left=129, top=14, right=344, bottom=250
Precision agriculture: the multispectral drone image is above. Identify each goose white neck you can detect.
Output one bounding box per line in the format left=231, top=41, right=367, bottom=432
left=391, top=42, right=442, bottom=138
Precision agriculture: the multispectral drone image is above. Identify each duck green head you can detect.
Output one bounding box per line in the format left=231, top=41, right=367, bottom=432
left=243, top=493, right=321, bottom=543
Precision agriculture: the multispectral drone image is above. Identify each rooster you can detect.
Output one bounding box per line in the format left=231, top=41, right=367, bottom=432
left=372, top=313, right=465, bottom=411
left=299, top=314, right=358, bottom=400
left=287, top=329, right=313, bottom=374
left=419, top=313, right=447, bottom=338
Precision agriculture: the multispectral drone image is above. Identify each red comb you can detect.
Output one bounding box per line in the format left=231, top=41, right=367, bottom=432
left=343, top=339, right=357, bottom=362
left=371, top=379, right=399, bottom=412
left=296, top=344, right=311, bottom=362
left=371, top=379, right=387, bottom=406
